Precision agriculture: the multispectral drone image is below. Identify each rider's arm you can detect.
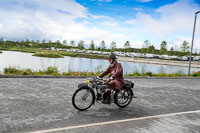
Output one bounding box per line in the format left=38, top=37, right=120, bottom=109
left=99, top=65, right=111, bottom=78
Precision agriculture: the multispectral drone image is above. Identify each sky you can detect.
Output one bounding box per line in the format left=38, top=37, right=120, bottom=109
left=0, top=0, right=200, bottom=50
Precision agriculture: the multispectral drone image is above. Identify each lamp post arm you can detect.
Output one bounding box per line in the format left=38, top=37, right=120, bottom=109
left=188, top=13, right=198, bottom=76
left=195, top=11, right=200, bottom=14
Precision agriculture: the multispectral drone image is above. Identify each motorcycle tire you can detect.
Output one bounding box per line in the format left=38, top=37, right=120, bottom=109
left=72, top=87, right=94, bottom=111
left=114, top=88, right=133, bottom=108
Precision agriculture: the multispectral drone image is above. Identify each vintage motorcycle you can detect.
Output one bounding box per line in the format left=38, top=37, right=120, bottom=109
left=72, top=77, right=135, bottom=111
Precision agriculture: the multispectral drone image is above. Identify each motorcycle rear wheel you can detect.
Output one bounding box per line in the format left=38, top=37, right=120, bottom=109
left=72, top=88, right=94, bottom=111
left=114, top=88, right=133, bottom=108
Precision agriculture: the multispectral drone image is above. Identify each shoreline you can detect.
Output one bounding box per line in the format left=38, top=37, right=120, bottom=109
left=117, top=57, right=200, bottom=68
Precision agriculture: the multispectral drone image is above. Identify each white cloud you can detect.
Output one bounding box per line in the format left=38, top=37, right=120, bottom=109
left=134, top=0, right=200, bottom=37
left=98, top=0, right=112, bottom=2
left=125, top=19, right=137, bottom=25
left=100, top=21, right=118, bottom=27
left=133, top=8, right=143, bottom=11
left=0, top=0, right=124, bottom=45
left=137, top=0, right=152, bottom=2
left=89, top=14, right=112, bottom=20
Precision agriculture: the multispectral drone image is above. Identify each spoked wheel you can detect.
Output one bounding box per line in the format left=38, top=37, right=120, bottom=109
left=72, top=88, right=94, bottom=111
left=114, top=88, right=133, bottom=108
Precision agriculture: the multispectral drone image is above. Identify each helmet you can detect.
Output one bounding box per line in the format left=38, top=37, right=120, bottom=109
left=108, top=53, right=117, bottom=60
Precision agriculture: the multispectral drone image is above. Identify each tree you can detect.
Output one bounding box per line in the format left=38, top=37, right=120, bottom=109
left=48, top=40, right=53, bottom=48
left=110, top=41, right=116, bottom=51
left=100, top=40, right=106, bottom=50
left=29, top=40, right=35, bottom=47
left=25, top=39, right=30, bottom=47
left=70, top=40, right=75, bottom=47
left=0, top=37, right=3, bottom=42
left=63, top=40, right=67, bottom=46
left=170, top=47, right=174, bottom=51
left=124, top=41, right=130, bottom=48
left=77, top=40, right=85, bottom=49
left=20, top=40, right=25, bottom=47
left=42, top=39, right=46, bottom=44
left=48, top=40, right=52, bottom=44
left=160, top=41, right=167, bottom=55
left=0, top=37, right=4, bottom=46
left=36, top=40, right=40, bottom=44
left=143, top=40, right=150, bottom=48
left=147, top=45, right=155, bottom=53
left=54, top=40, right=61, bottom=48
left=180, top=40, right=189, bottom=52
left=90, top=40, right=95, bottom=50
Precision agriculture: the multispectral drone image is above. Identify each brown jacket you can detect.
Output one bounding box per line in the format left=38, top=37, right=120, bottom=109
left=99, top=61, right=124, bottom=84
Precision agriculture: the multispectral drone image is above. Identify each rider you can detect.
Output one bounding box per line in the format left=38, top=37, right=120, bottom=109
left=98, top=53, right=124, bottom=104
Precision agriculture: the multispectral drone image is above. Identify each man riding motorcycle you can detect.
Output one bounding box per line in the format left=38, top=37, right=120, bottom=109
left=98, top=53, right=124, bottom=104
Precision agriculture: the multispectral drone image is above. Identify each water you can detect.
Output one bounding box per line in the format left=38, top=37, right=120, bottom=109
left=0, top=51, right=199, bottom=74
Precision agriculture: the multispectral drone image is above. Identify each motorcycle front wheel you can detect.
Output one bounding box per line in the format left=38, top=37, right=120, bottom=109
left=72, top=88, right=94, bottom=111
left=114, top=88, right=133, bottom=108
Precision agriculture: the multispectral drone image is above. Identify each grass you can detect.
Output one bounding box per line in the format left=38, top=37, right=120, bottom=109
left=33, top=51, right=64, bottom=58
left=57, top=51, right=108, bottom=59
left=2, top=66, right=200, bottom=77
left=3, top=66, right=60, bottom=75
left=0, top=46, right=108, bottom=59
left=0, top=47, right=39, bottom=53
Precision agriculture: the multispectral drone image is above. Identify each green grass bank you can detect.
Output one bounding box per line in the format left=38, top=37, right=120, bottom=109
left=2, top=66, right=200, bottom=77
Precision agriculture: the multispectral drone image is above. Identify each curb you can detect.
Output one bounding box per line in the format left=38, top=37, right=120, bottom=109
left=0, top=75, right=88, bottom=78
left=0, top=75, right=200, bottom=79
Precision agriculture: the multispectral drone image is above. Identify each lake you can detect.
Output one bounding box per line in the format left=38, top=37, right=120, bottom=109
left=0, top=51, right=199, bottom=74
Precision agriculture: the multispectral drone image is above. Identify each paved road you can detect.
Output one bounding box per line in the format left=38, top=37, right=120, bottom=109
left=0, top=78, right=200, bottom=133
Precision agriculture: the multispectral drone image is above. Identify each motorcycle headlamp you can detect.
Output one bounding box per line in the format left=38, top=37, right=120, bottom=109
left=86, top=78, right=90, bottom=84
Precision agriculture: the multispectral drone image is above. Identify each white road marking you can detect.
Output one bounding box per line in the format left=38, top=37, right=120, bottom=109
left=27, top=110, right=200, bottom=133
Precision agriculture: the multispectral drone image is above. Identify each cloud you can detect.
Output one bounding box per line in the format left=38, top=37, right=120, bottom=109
left=89, top=14, right=112, bottom=20
left=134, top=0, right=200, bottom=37
left=133, top=8, right=143, bottom=11
left=0, top=0, right=124, bottom=45
left=137, top=0, right=152, bottom=2
left=100, top=21, right=118, bottom=27
left=91, top=0, right=112, bottom=2
left=98, top=0, right=112, bottom=2
left=125, top=19, right=138, bottom=25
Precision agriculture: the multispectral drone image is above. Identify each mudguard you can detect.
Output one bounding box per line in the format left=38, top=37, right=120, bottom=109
left=78, top=83, right=95, bottom=104
left=124, top=80, right=134, bottom=88
left=78, top=83, right=90, bottom=89
left=125, top=87, right=134, bottom=97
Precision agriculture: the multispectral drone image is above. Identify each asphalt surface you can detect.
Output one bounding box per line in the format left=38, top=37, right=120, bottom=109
left=0, top=78, right=200, bottom=133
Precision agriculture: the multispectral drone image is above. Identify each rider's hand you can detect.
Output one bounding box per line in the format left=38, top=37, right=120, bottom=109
left=96, top=77, right=101, bottom=80
left=106, top=79, right=111, bottom=84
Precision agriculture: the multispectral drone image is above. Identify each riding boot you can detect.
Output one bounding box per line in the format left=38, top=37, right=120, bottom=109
left=103, top=90, right=111, bottom=104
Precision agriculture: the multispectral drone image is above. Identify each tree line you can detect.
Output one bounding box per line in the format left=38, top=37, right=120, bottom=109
left=0, top=37, right=197, bottom=56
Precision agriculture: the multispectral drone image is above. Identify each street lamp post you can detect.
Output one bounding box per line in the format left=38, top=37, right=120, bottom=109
left=188, top=11, right=200, bottom=76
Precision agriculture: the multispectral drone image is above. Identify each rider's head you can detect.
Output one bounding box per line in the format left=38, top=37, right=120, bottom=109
left=108, top=53, right=117, bottom=64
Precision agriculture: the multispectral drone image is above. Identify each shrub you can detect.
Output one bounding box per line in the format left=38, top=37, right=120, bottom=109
left=22, top=69, right=33, bottom=75
left=145, top=72, right=152, bottom=76
left=4, top=66, right=22, bottom=75
left=191, top=72, right=200, bottom=77
left=45, top=66, right=58, bottom=74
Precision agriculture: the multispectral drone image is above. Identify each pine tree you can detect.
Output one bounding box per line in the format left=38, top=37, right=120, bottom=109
left=110, top=41, right=116, bottom=51
left=180, top=40, right=189, bottom=52
left=124, top=41, right=130, bottom=48
left=90, top=40, right=95, bottom=50
left=100, top=40, right=106, bottom=50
